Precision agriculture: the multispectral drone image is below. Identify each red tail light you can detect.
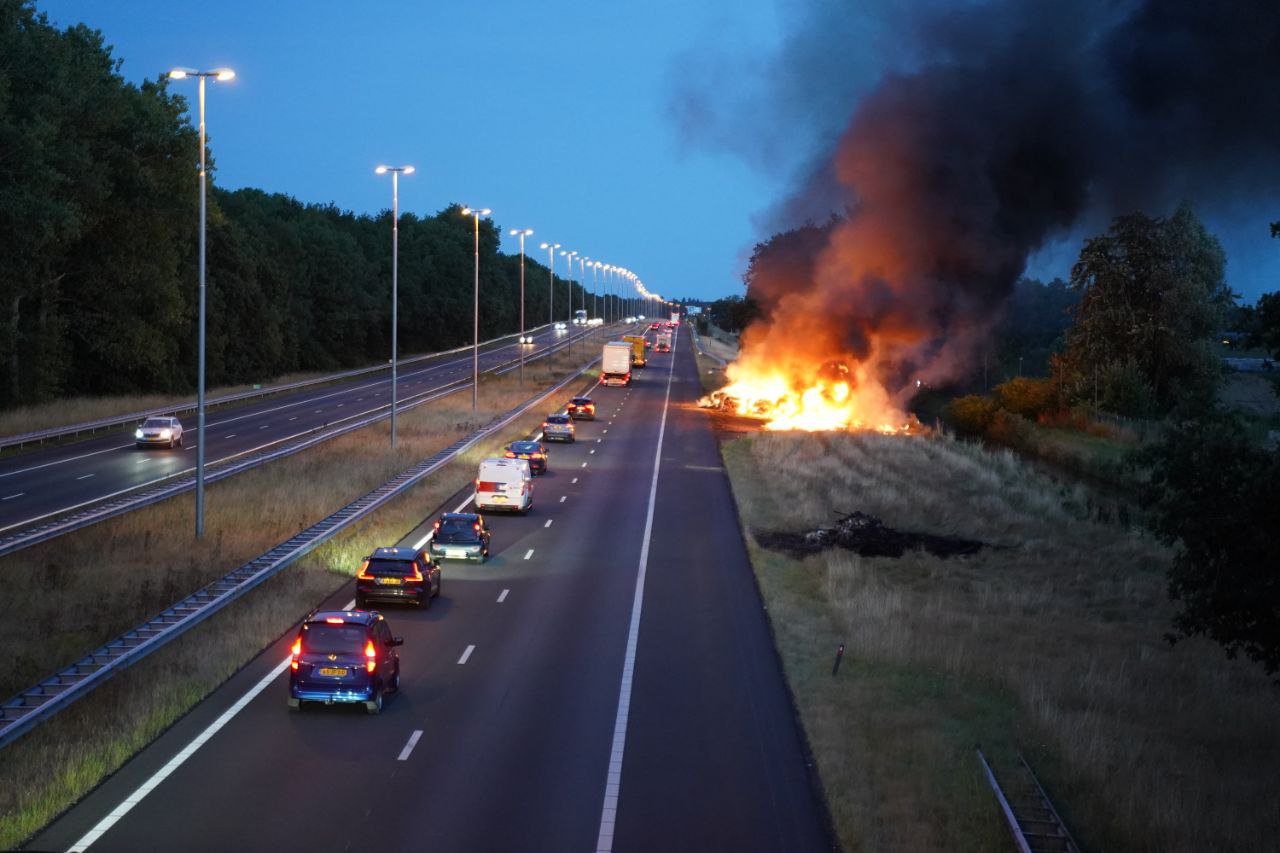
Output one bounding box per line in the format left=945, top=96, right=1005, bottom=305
left=325, top=616, right=346, bottom=623
left=434, top=519, right=441, bottom=528
left=504, top=451, right=516, bottom=458
left=405, top=563, right=424, bottom=582
left=355, top=561, right=373, bottom=580
left=365, top=640, right=377, bottom=673
left=290, top=638, right=301, bottom=670
left=473, top=523, right=481, bottom=531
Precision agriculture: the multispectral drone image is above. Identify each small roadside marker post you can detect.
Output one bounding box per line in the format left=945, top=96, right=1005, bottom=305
left=832, top=643, right=845, bottom=677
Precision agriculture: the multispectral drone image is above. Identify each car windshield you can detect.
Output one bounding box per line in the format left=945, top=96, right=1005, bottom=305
left=437, top=519, right=479, bottom=543
left=300, top=623, right=365, bottom=654
left=547, top=415, right=569, bottom=424
left=141, top=418, right=170, bottom=428
left=363, top=558, right=416, bottom=575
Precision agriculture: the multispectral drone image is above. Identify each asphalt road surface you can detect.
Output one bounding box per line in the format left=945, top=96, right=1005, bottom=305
left=29, top=324, right=831, bottom=853
left=0, top=325, right=595, bottom=539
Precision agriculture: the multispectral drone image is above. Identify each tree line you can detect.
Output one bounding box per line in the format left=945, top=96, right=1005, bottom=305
left=0, top=1, right=602, bottom=410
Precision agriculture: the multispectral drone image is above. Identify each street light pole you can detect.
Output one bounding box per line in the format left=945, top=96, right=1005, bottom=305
left=579, top=256, right=590, bottom=321
left=376, top=165, right=414, bottom=447
left=509, top=228, right=534, bottom=385
left=169, top=66, right=234, bottom=539
left=561, top=249, right=577, bottom=358
left=462, top=206, right=491, bottom=410
left=540, top=241, right=560, bottom=332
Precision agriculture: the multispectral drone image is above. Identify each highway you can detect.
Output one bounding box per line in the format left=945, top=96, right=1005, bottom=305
left=29, top=325, right=831, bottom=853
left=0, top=326, right=592, bottom=540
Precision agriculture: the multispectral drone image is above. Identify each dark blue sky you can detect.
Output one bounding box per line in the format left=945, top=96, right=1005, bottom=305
left=36, top=1, right=1279, bottom=303
left=38, top=0, right=788, bottom=303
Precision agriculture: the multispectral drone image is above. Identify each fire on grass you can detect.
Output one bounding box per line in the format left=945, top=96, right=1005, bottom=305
left=698, top=358, right=922, bottom=434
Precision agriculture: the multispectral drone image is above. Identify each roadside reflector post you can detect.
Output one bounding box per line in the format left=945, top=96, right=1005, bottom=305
left=832, top=643, right=845, bottom=676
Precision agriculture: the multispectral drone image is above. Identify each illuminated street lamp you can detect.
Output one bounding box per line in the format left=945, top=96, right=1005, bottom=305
left=560, top=249, right=578, bottom=357
left=539, top=241, right=561, bottom=331
left=169, top=66, right=234, bottom=540
left=375, top=165, right=414, bottom=447
left=592, top=261, right=603, bottom=323
left=579, top=256, right=591, bottom=321
left=461, top=206, right=492, bottom=410
left=509, top=227, right=534, bottom=384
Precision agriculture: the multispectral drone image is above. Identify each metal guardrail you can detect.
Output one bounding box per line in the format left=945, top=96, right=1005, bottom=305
left=0, top=323, right=556, bottom=451
left=977, top=748, right=1079, bottom=853
left=0, top=328, right=595, bottom=558
left=689, top=324, right=728, bottom=366
left=0, top=353, right=600, bottom=750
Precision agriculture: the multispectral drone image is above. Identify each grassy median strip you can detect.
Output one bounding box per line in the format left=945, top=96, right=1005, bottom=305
left=0, top=336, right=605, bottom=848
left=720, top=430, right=1279, bottom=852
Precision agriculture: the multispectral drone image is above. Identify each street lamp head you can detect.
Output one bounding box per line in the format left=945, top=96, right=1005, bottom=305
left=461, top=207, right=491, bottom=217
left=214, top=68, right=236, bottom=81
left=402, top=165, right=415, bottom=174
left=375, top=165, right=388, bottom=174
left=509, top=228, right=534, bottom=236
left=540, top=242, right=560, bottom=250
left=168, top=68, right=192, bottom=79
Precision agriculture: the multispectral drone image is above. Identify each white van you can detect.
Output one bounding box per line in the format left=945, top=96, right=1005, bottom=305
left=475, top=458, right=533, bottom=514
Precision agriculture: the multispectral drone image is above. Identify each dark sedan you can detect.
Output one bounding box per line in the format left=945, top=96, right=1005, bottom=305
left=355, top=547, right=441, bottom=608
left=505, top=440, right=549, bottom=474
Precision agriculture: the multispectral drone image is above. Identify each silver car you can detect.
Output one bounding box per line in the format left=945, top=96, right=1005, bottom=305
left=135, top=416, right=183, bottom=449
left=541, top=413, right=575, bottom=443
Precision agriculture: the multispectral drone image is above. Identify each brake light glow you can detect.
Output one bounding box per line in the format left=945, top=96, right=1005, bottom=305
left=365, top=640, right=377, bottom=673
left=504, top=451, right=516, bottom=458
left=325, top=617, right=345, bottom=624
left=356, top=561, right=373, bottom=580
left=406, top=563, right=424, bottom=582
left=290, top=638, right=301, bottom=670
left=473, top=523, right=481, bottom=531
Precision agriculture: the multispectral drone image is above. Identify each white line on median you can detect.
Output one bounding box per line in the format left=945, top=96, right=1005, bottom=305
left=457, top=645, right=475, bottom=665
left=76, top=473, right=94, bottom=480
left=397, top=730, right=423, bottom=761
left=1, top=493, right=24, bottom=501
left=594, top=318, right=678, bottom=853
left=68, top=655, right=292, bottom=852
left=544, top=519, right=553, bottom=528
left=523, top=548, right=534, bottom=560
left=497, top=589, right=509, bottom=603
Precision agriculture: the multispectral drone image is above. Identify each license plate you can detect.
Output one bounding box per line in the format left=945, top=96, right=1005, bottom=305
left=491, top=495, right=507, bottom=502
left=376, top=577, right=402, bottom=585
left=518, top=455, right=530, bottom=459
left=447, top=550, right=467, bottom=558
left=318, top=667, right=348, bottom=677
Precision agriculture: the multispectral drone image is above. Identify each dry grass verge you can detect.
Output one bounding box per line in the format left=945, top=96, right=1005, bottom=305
left=0, top=337, right=606, bottom=848
left=722, top=430, right=1279, bottom=852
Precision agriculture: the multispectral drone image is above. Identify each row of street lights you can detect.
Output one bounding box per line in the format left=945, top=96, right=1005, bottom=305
left=168, top=64, right=664, bottom=539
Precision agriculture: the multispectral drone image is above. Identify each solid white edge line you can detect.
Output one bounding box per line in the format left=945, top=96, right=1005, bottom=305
left=397, top=729, right=424, bottom=761
left=594, top=326, right=678, bottom=853
left=68, top=655, right=292, bottom=852
left=457, top=644, right=475, bottom=665
left=497, top=588, right=509, bottom=603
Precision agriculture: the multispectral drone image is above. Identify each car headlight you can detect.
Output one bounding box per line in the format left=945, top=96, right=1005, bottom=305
left=134, top=429, right=143, bottom=439
left=159, top=428, right=172, bottom=439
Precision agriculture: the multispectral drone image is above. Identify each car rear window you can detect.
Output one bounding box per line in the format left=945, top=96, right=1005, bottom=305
left=363, top=558, right=417, bottom=575
left=437, top=518, right=479, bottom=541
left=511, top=442, right=538, bottom=452
left=300, top=623, right=366, bottom=653
left=547, top=415, right=569, bottom=424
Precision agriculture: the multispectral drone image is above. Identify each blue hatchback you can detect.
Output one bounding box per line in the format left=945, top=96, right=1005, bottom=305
left=288, top=610, right=402, bottom=715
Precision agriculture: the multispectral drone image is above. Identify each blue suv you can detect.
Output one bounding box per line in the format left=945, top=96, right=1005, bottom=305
left=288, top=610, right=402, bottom=714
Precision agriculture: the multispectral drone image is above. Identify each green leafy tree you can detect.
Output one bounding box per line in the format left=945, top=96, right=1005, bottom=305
left=1249, top=292, right=1280, bottom=358
left=1140, top=411, right=1280, bottom=678
left=1057, top=205, right=1232, bottom=416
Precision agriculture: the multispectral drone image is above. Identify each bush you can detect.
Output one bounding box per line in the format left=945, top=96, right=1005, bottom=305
left=986, top=409, right=1035, bottom=448
left=994, top=376, right=1059, bottom=419
left=1100, top=358, right=1159, bottom=418
left=944, top=395, right=1000, bottom=435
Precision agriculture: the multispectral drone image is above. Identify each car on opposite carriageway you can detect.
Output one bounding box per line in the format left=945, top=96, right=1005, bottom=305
left=134, top=416, right=183, bottom=449
left=542, top=413, right=576, bottom=442
left=505, top=440, right=549, bottom=475
left=428, top=512, right=492, bottom=562
left=355, top=547, right=441, bottom=609
left=288, top=609, right=402, bottom=715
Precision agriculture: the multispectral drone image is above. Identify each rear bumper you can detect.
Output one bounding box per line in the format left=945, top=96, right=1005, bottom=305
left=356, top=583, right=425, bottom=603
left=544, top=432, right=574, bottom=441
left=290, top=679, right=375, bottom=702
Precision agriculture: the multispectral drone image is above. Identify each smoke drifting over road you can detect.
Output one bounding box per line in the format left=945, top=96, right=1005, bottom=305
left=687, top=0, right=1280, bottom=414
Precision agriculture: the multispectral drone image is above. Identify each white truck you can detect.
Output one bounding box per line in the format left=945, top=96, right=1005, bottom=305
left=655, top=331, right=672, bottom=353
left=670, top=311, right=681, bottom=325
left=474, top=457, right=533, bottom=514
left=601, top=341, right=633, bottom=387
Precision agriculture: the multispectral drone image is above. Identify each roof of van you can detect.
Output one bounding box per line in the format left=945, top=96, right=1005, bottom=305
left=479, top=457, right=530, bottom=474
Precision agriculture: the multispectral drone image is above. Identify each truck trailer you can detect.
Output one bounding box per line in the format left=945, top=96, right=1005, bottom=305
left=601, top=341, right=633, bottom=387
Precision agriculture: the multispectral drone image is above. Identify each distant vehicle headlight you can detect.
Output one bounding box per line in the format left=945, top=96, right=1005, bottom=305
left=159, top=428, right=172, bottom=439
left=134, top=428, right=143, bottom=439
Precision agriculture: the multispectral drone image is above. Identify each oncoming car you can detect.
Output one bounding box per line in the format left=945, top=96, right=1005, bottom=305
left=135, top=416, right=183, bottom=449
left=355, top=547, right=441, bottom=609
left=554, top=322, right=568, bottom=332
left=519, top=334, right=535, bottom=345
left=428, top=512, right=492, bottom=562
left=288, top=610, right=402, bottom=715
left=542, top=413, right=576, bottom=442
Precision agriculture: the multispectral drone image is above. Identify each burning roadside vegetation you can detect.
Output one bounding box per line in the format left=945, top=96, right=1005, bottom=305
left=756, top=510, right=987, bottom=560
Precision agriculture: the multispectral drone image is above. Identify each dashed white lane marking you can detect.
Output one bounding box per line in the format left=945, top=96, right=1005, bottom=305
left=258, top=425, right=269, bottom=429
left=596, top=438, right=602, bottom=443
left=589, top=449, right=596, bottom=455
left=603, top=429, right=608, bottom=434
left=572, top=477, right=579, bottom=484
left=314, top=409, right=322, bottom=413
left=559, top=495, right=567, bottom=503
left=136, top=458, right=149, bottom=464
left=397, top=729, right=424, bottom=761
left=581, top=462, right=588, bottom=468
left=523, top=548, right=535, bottom=560
left=76, top=473, right=94, bottom=480
left=457, top=645, right=475, bottom=665
left=497, top=589, right=509, bottom=603
left=225, top=434, right=236, bottom=439
left=1, top=493, right=24, bottom=501
left=594, top=315, right=678, bottom=853
left=289, top=417, right=297, bottom=421
left=544, top=519, right=553, bottom=528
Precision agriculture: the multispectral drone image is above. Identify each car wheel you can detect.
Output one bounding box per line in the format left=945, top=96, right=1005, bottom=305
left=421, top=590, right=431, bottom=609
left=170, top=437, right=177, bottom=449
left=389, top=666, right=400, bottom=693
left=177, top=435, right=183, bottom=448
left=366, top=690, right=384, bottom=715
left=288, top=698, right=301, bottom=711
left=434, top=578, right=442, bottom=598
